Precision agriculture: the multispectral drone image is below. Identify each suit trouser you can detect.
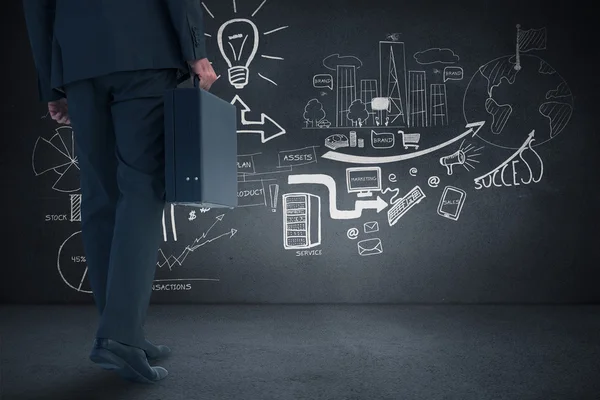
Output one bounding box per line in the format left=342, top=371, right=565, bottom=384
left=64, top=69, right=178, bottom=349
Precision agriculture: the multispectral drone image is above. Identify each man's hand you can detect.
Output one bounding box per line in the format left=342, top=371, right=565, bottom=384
left=189, top=58, right=217, bottom=90
left=48, top=98, right=70, bottom=125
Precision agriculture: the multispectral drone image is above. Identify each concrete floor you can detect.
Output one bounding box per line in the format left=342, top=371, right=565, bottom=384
left=1, top=304, right=599, bottom=400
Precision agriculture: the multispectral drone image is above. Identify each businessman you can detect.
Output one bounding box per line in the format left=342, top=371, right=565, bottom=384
left=22, top=0, right=217, bottom=383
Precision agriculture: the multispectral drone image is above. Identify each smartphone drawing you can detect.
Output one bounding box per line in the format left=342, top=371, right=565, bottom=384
left=437, top=186, right=466, bottom=221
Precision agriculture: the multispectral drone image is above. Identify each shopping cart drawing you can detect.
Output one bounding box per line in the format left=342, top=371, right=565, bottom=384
left=398, top=130, right=420, bottom=150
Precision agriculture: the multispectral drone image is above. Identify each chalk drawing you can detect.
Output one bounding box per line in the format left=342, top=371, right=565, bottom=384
left=283, top=193, right=321, bottom=249
left=288, top=174, right=388, bottom=220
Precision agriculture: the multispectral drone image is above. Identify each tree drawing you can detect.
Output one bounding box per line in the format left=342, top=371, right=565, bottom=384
left=303, top=98, right=326, bottom=127
left=347, top=99, right=368, bottom=127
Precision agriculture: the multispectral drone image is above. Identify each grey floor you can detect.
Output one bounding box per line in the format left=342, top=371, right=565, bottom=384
left=1, top=305, right=599, bottom=400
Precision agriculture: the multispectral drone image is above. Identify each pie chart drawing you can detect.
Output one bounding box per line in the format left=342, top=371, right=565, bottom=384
left=32, top=126, right=80, bottom=192
left=57, top=231, right=92, bottom=293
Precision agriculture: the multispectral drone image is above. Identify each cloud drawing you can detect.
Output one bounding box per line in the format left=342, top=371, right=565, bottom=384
left=322, top=54, right=363, bottom=70
left=413, top=48, right=459, bottom=64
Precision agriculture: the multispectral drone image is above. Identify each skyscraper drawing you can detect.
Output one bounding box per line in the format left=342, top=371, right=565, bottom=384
left=429, top=84, right=448, bottom=126
left=336, top=65, right=357, bottom=127
left=408, top=71, right=427, bottom=127
left=379, top=41, right=407, bottom=127
left=360, top=79, right=378, bottom=126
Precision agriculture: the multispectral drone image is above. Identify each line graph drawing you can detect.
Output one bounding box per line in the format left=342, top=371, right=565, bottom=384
left=56, top=216, right=236, bottom=293
left=156, top=214, right=237, bottom=270
left=32, top=126, right=80, bottom=192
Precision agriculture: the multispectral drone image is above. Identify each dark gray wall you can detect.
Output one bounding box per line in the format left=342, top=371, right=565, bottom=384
left=2, top=0, right=598, bottom=304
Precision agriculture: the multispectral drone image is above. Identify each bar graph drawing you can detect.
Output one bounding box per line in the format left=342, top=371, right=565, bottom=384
left=69, top=194, right=82, bottom=222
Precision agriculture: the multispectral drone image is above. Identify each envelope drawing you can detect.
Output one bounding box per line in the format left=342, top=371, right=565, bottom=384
left=357, top=238, right=383, bottom=256
left=363, top=221, right=379, bottom=233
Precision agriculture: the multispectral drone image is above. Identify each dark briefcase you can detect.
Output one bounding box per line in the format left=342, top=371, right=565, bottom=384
left=164, top=76, right=238, bottom=208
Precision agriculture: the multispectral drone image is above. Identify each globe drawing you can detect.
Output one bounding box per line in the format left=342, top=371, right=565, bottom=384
left=463, top=54, right=573, bottom=149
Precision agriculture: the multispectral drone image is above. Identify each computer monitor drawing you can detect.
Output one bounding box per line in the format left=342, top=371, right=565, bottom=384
left=346, top=166, right=382, bottom=197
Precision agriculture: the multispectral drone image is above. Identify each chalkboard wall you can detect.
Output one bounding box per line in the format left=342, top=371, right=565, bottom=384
left=2, top=0, right=598, bottom=303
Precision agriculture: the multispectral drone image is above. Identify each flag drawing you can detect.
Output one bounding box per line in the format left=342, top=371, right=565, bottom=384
left=518, top=27, right=547, bottom=52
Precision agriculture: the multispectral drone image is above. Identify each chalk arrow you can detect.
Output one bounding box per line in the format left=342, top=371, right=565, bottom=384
left=288, top=174, right=389, bottom=220
left=231, top=95, right=286, bottom=143
left=321, top=121, right=486, bottom=164
left=156, top=221, right=235, bottom=269
left=467, top=120, right=486, bottom=137
left=188, top=228, right=238, bottom=251
left=198, top=214, right=224, bottom=240
left=473, top=130, right=537, bottom=183
left=356, top=196, right=388, bottom=213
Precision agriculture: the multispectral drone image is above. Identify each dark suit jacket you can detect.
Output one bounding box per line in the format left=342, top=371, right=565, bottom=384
left=22, top=0, right=207, bottom=102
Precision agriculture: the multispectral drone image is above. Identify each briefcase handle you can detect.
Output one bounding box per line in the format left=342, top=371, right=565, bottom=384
left=192, top=74, right=201, bottom=89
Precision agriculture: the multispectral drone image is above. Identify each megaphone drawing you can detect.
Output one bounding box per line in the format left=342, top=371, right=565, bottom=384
left=439, top=149, right=466, bottom=175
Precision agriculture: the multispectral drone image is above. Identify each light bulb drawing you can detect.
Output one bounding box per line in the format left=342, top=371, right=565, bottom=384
left=217, top=18, right=259, bottom=89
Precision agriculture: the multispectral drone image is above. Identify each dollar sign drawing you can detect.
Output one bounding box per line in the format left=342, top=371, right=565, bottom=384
left=188, top=210, right=196, bottom=221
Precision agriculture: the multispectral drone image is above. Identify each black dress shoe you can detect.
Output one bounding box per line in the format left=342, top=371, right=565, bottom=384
left=90, top=338, right=168, bottom=383
left=143, top=339, right=171, bottom=361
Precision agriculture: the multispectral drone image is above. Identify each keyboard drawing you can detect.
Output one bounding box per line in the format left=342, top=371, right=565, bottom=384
left=387, top=186, right=426, bottom=226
